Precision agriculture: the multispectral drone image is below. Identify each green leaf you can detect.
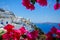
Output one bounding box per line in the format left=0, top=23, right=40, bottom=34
left=0, top=36, right=2, bottom=40
left=30, top=0, right=36, bottom=4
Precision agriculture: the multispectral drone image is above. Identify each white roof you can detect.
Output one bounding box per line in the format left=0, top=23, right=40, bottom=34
left=0, top=24, right=4, bottom=28
left=0, top=8, right=15, bottom=18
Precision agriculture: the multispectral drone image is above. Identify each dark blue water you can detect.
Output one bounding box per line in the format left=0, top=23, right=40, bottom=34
left=35, top=23, right=60, bottom=34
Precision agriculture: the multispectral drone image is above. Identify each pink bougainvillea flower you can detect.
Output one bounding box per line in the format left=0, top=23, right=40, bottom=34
left=2, top=24, right=39, bottom=40
left=58, top=23, right=60, bottom=26
left=4, top=24, right=14, bottom=30
left=19, top=26, right=27, bottom=35
left=2, top=32, right=13, bottom=40
left=27, top=30, right=39, bottom=40
left=57, top=29, right=60, bottom=33
left=36, top=0, right=47, bottom=6
left=31, top=30, right=39, bottom=38
left=2, top=33, right=8, bottom=39
left=56, top=30, right=60, bottom=38
left=27, top=33, right=33, bottom=40
left=22, top=0, right=35, bottom=10
left=29, top=4, right=35, bottom=10
left=46, top=32, right=53, bottom=40
left=46, top=27, right=58, bottom=40
left=13, top=30, right=21, bottom=40
left=54, top=3, right=60, bottom=10
left=2, top=29, right=21, bottom=40
left=4, top=24, right=14, bottom=32
left=51, top=27, right=57, bottom=34
left=2, top=24, right=21, bottom=40
left=25, top=30, right=39, bottom=40
left=22, top=0, right=30, bottom=9
left=46, top=26, right=60, bottom=40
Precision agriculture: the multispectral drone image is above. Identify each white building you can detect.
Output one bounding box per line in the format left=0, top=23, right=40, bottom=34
left=0, top=8, right=34, bottom=32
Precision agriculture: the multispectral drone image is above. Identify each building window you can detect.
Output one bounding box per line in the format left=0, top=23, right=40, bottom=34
left=1, top=22, right=3, bottom=24
left=6, top=21, right=8, bottom=24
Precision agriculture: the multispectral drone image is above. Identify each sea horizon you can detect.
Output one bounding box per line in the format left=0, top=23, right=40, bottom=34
left=34, top=23, right=60, bottom=34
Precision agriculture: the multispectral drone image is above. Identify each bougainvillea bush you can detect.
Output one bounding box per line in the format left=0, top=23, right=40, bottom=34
left=0, top=24, right=40, bottom=40
left=0, top=24, right=60, bottom=40
left=46, top=24, right=60, bottom=40
left=22, top=0, right=60, bottom=10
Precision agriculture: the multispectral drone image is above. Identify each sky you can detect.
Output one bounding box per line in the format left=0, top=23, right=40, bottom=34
left=0, top=0, right=60, bottom=23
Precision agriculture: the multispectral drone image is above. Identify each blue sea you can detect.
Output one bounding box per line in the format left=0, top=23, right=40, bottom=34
left=35, top=23, right=60, bottom=34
